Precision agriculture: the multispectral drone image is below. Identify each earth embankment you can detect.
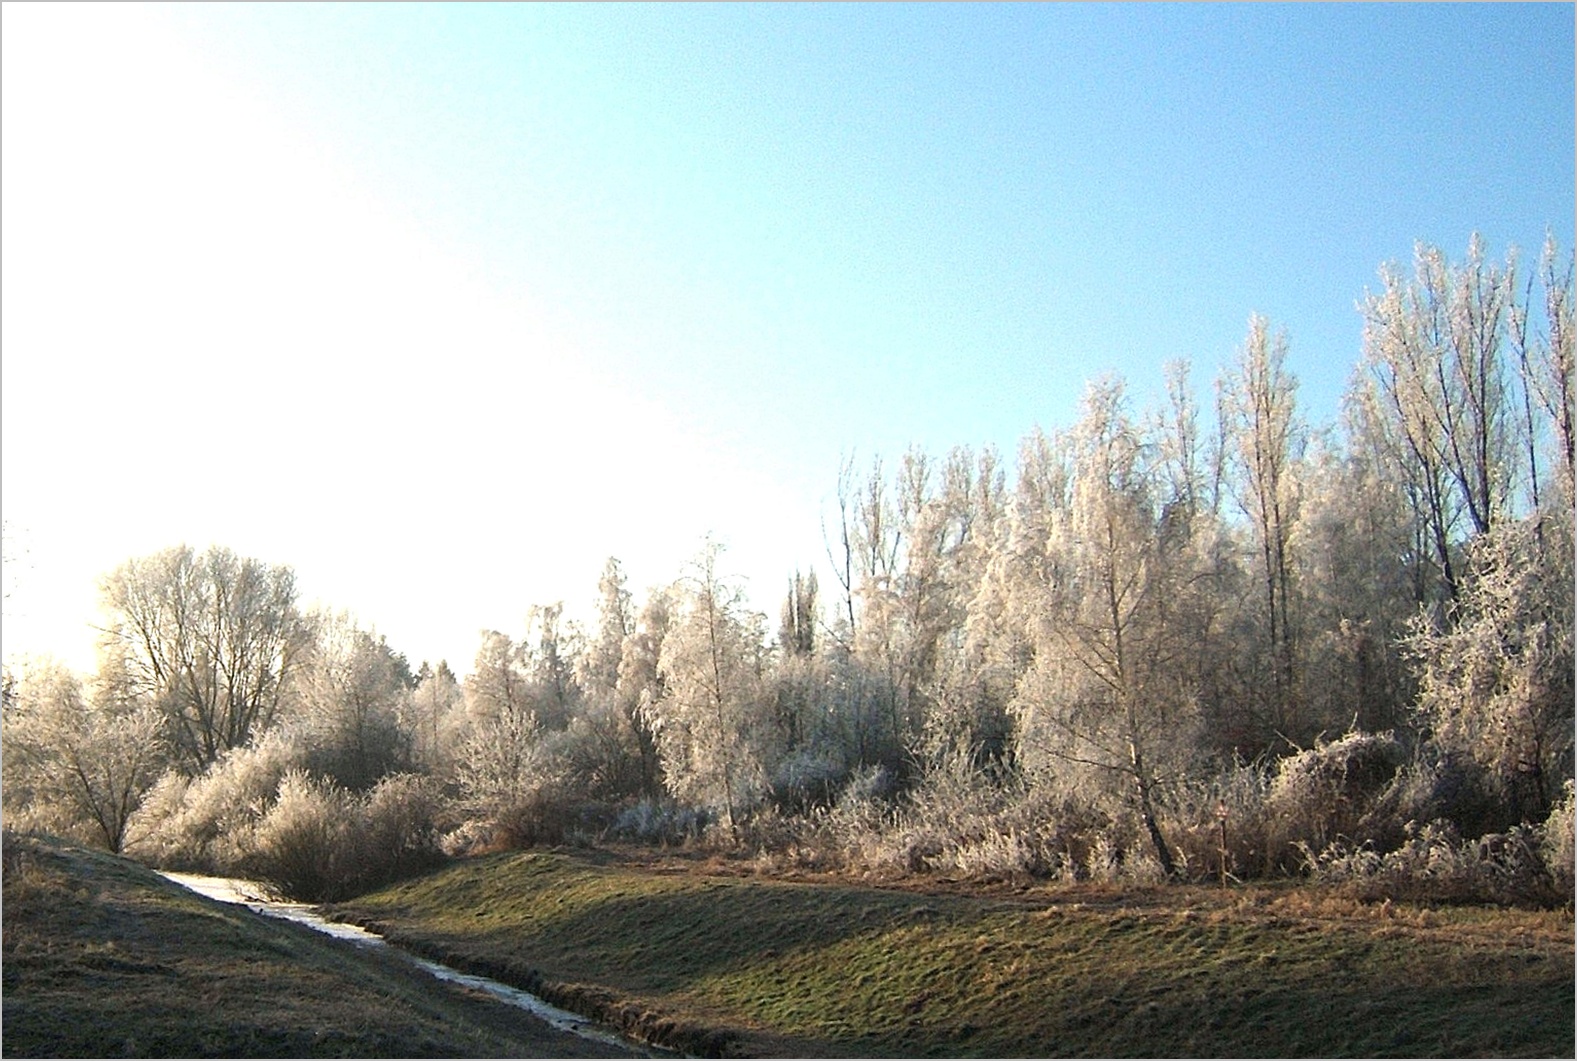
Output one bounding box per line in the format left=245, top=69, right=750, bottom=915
left=0, top=832, right=639, bottom=1058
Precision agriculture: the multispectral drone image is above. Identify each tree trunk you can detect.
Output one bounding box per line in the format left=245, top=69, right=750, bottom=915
left=1129, top=740, right=1176, bottom=878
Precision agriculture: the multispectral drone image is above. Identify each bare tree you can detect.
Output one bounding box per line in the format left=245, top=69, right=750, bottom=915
left=824, top=453, right=862, bottom=653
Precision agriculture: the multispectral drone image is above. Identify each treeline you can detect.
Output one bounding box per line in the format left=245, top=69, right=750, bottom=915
left=4, top=235, right=1573, bottom=904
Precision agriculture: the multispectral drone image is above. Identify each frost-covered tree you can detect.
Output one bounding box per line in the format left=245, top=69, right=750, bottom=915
left=294, top=612, right=416, bottom=790
left=1219, top=316, right=1305, bottom=732
left=410, top=659, right=463, bottom=770
left=1293, top=436, right=1419, bottom=735
left=965, top=429, right=1070, bottom=754
left=1008, top=380, right=1206, bottom=875
left=451, top=630, right=547, bottom=835
left=1514, top=235, right=1576, bottom=507
left=1358, top=236, right=1526, bottom=599
left=1410, top=507, right=1575, bottom=823
left=452, top=702, right=561, bottom=842
left=465, top=630, right=534, bottom=729
left=96, top=545, right=312, bottom=772
left=617, top=585, right=675, bottom=801
left=584, top=559, right=634, bottom=700
left=1, top=656, right=166, bottom=851
left=779, top=569, right=819, bottom=659
left=523, top=602, right=580, bottom=731
left=560, top=558, right=662, bottom=801
left=846, top=455, right=908, bottom=753
left=914, top=447, right=1009, bottom=767
left=836, top=446, right=1007, bottom=772
left=771, top=571, right=822, bottom=762
left=651, top=541, right=769, bottom=830
left=1153, top=358, right=1226, bottom=519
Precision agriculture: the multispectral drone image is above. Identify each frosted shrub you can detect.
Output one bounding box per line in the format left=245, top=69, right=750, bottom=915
left=1538, top=780, right=1574, bottom=902
left=493, top=784, right=580, bottom=848
left=1408, top=509, right=1574, bottom=826
left=605, top=799, right=711, bottom=846
left=1374, top=749, right=1505, bottom=842
left=768, top=748, right=849, bottom=813
left=124, top=731, right=302, bottom=872
left=805, top=755, right=1182, bottom=883
left=816, top=767, right=899, bottom=872
left=452, top=716, right=583, bottom=848
left=125, top=730, right=447, bottom=897
left=1073, top=812, right=1170, bottom=883
left=1119, top=849, right=1169, bottom=885
left=949, top=824, right=1069, bottom=880
left=1165, top=759, right=1275, bottom=881
left=0, top=657, right=167, bottom=852
left=0, top=793, right=90, bottom=846
left=355, top=772, right=444, bottom=880
left=1307, top=817, right=1566, bottom=907
left=1085, top=833, right=1124, bottom=882
left=1298, top=835, right=1384, bottom=882
left=247, top=770, right=355, bottom=901
left=438, top=820, right=497, bottom=858
left=235, top=770, right=445, bottom=900
left=868, top=758, right=1007, bottom=875
left=733, top=804, right=820, bottom=861
left=122, top=771, right=193, bottom=866
left=822, top=758, right=1088, bottom=880
left=825, top=765, right=896, bottom=830
left=1264, top=730, right=1406, bottom=872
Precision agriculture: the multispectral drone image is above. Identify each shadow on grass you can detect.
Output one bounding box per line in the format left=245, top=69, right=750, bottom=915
left=339, top=851, right=1576, bottom=1058
left=368, top=866, right=997, bottom=992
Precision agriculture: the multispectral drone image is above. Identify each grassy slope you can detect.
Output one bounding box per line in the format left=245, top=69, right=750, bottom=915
left=333, top=848, right=1576, bottom=1058
left=0, top=833, right=636, bottom=1058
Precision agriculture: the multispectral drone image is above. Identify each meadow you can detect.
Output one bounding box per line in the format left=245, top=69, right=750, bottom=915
left=329, top=845, right=1575, bottom=1058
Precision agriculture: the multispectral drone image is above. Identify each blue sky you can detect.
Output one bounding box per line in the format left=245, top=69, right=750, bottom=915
left=3, top=2, right=1572, bottom=673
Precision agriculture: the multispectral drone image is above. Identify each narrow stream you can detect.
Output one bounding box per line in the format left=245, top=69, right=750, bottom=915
left=160, top=872, right=658, bottom=1056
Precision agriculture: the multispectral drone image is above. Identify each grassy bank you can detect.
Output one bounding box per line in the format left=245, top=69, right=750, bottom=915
left=0, top=832, right=635, bottom=1058
left=332, top=848, right=1575, bottom=1058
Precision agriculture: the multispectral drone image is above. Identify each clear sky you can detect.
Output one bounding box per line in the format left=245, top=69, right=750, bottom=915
left=3, top=2, right=1573, bottom=675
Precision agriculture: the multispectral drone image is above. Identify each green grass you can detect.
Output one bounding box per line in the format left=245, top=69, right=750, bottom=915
left=0, top=832, right=635, bottom=1058
left=8, top=833, right=1567, bottom=1058
left=333, top=848, right=1576, bottom=1058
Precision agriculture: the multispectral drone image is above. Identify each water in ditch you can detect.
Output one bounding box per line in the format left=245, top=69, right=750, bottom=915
left=161, top=871, right=660, bottom=1056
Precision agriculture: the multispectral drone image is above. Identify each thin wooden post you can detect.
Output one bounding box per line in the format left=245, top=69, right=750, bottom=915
left=1216, top=801, right=1229, bottom=889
